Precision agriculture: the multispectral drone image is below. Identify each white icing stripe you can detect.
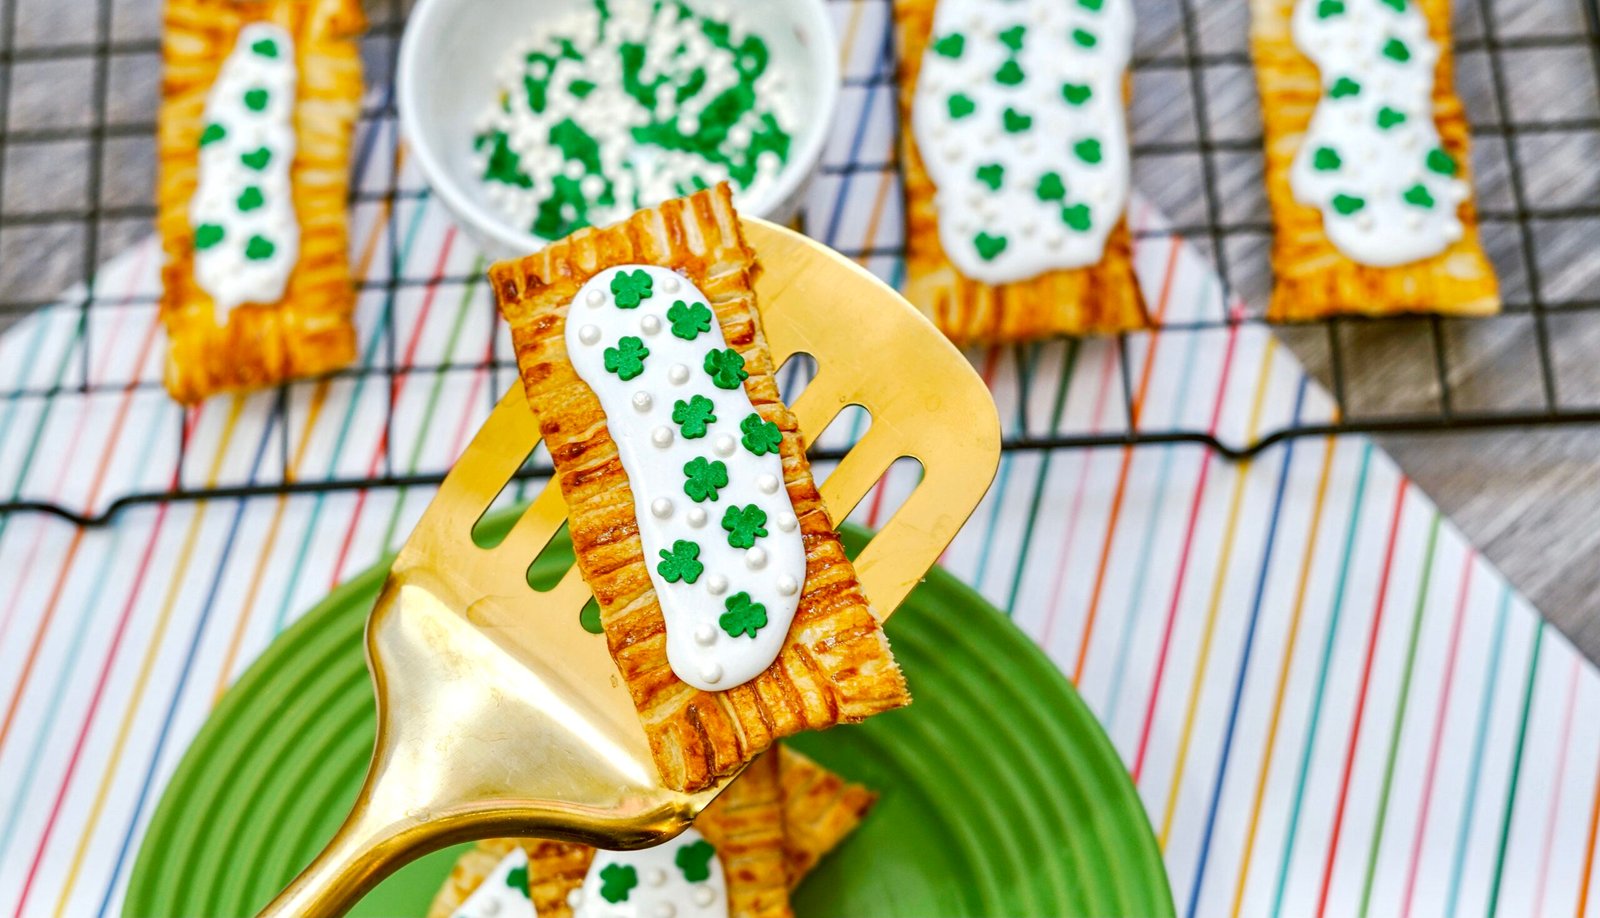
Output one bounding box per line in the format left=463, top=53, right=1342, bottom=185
left=190, top=22, right=301, bottom=322
left=911, top=0, right=1133, bottom=283
left=571, top=827, right=728, bottom=918
left=1289, top=0, right=1469, bottom=266
left=565, top=266, right=805, bottom=693
left=451, top=847, right=536, bottom=918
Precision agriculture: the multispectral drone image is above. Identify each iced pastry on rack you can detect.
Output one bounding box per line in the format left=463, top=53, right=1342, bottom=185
left=1251, top=0, right=1499, bottom=319
left=490, top=185, right=910, bottom=794
left=157, top=0, right=364, bottom=402
left=427, top=748, right=875, bottom=918
left=893, top=0, right=1149, bottom=343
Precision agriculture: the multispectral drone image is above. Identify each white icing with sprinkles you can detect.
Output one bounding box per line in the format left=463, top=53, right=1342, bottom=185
left=450, top=847, right=535, bottom=918
left=189, top=23, right=300, bottom=323
left=573, top=828, right=728, bottom=918
left=1289, top=0, right=1469, bottom=266
left=912, top=0, right=1133, bottom=283
left=566, top=266, right=805, bottom=692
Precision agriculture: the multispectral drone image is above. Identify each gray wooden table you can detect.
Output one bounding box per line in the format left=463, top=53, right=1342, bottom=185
left=4, top=0, right=1599, bottom=657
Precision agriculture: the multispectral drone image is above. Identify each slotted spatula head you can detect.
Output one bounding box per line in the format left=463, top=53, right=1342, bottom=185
left=260, top=218, right=1001, bottom=916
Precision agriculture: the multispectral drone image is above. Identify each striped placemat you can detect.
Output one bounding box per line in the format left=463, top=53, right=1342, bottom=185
left=2, top=7, right=1598, bottom=918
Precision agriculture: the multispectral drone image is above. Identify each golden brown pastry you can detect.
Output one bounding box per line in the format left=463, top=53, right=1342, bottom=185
left=491, top=185, right=909, bottom=794
left=893, top=0, right=1148, bottom=343
left=775, top=747, right=876, bottom=889
left=157, top=0, right=364, bottom=402
left=1250, top=0, right=1498, bottom=319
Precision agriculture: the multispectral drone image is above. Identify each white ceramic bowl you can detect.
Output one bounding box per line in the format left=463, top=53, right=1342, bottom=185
left=397, top=0, right=839, bottom=262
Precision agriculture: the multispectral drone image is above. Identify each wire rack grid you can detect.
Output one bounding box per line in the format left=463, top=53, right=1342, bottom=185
left=0, top=0, right=1599, bottom=527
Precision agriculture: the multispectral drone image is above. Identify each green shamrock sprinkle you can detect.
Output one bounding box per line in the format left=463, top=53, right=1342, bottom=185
left=251, top=37, right=279, bottom=57
left=676, top=840, right=718, bottom=883
left=1376, top=106, right=1407, bottom=129
left=1313, top=147, right=1342, bottom=171
left=722, top=503, right=768, bottom=548
left=599, top=863, right=638, bottom=904
left=719, top=591, right=768, bottom=638
left=1074, top=138, right=1103, bottom=164
left=194, top=223, right=224, bottom=250
left=667, top=300, right=713, bottom=340
left=1036, top=172, right=1066, bottom=201
left=657, top=540, right=704, bottom=584
left=1333, top=193, right=1366, bottom=215
left=199, top=123, right=226, bottom=147
left=1380, top=0, right=1406, bottom=10
left=241, top=147, right=272, bottom=170
left=245, top=234, right=275, bottom=260
left=1329, top=77, right=1361, bottom=99
left=1061, top=82, right=1092, bottom=106
left=704, top=348, right=748, bottom=390
left=610, top=269, right=653, bottom=308
left=1382, top=38, right=1410, bottom=62
left=603, top=336, right=650, bottom=380
left=569, top=79, right=596, bottom=98
left=1072, top=28, right=1096, bottom=48
left=672, top=394, right=717, bottom=438
left=683, top=457, right=729, bottom=502
left=1317, top=0, right=1345, bottom=16
left=1002, top=108, right=1032, bottom=133
left=932, top=33, right=965, bottom=58
left=506, top=865, right=530, bottom=897
left=1403, top=183, right=1435, bottom=208
left=740, top=412, right=782, bottom=456
left=995, top=60, right=1025, bottom=86
left=947, top=93, right=977, bottom=119
left=1062, top=203, right=1092, bottom=231
left=975, top=163, right=1005, bottom=190
left=973, top=232, right=1007, bottom=261
left=1079, top=0, right=1104, bottom=9
left=1426, top=147, right=1458, bottom=176
left=236, top=186, right=265, bottom=212
left=244, top=88, right=269, bottom=112
left=999, top=25, right=1026, bottom=52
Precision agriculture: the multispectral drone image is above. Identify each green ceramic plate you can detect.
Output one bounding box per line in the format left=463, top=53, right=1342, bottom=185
left=126, top=520, right=1170, bottom=917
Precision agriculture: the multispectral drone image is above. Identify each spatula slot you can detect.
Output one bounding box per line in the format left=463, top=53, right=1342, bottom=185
left=469, top=444, right=544, bottom=549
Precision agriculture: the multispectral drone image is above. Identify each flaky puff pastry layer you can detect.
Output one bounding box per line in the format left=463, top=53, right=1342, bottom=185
left=158, top=0, right=364, bottom=402
left=1251, top=0, right=1498, bottom=320
left=490, top=185, right=909, bottom=794
left=427, top=748, right=876, bottom=918
left=892, top=0, right=1149, bottom=344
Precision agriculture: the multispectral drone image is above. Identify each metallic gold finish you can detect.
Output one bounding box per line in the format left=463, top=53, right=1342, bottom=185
left=258, top=218, right=1001, bottom=916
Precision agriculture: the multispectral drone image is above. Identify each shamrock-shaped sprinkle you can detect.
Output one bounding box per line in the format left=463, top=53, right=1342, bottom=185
left=610, top=269, right=653, bottom=308
left=1036, top=172, right=1066, bottom=202
left=1061, top=203, right=1092, bottom=232
left=1074, top=138, right=1103, bottom=164
left=1329, top=77, right=1361, bottom=99
left=974, top=232, right=1007, bottom=261
left=668, top=300, right=713, bottom=340
left=1333, top=193, right=1365, bottom=215
left=672, top=394, right=717, bottom=438
left=251, top=37, right=279, bottom=57
left=704, top=348, right=748, bottom=390
left=683, top=457, right=729, bottom=502
left=1380, top=0, right=1406, bottom=10
left=1079, top=0, right=1104, bottom=9
left=740, top=412, right=782, bottom=456
left=1061, top=83, right=1092, bottom=106
left=1313, top=147, right=1342, bottom=171
left=603, top=336, right=650, bottom=381
left=199, top=123, right=226, bottom=147
left=1376, top=106, right=1406, bottom=129
left=995, top=60, right=1024, bottom=86
left=722, top=503, right=769, bottom=549
left=245, top=235, right=276, bottom=260
left=947, top=93, right=977, bottom=119
left=999, top=25, right=1026, bottom=52
left=719, top=592, right=768, bottom=639
left=1072, top=28, right=1096, bottom=48
left=657, top=540, right=704, bottom=584
left=241, top=147, right=272, bottom=170
left=1382, top=37, right=1410, bottom=62
left=1426, top=147, right=1458, bottom=176
left=244, top=87, right=269, bottom=112
left=237, top=186, right=265, bottom=212
left=194, top=223, right=225, bottom=250
left=932, top=33, right=965, bottom=58
left=1002, top=108, right=1032, bottom=133
left=1402, top=183, right=1435, bottom=208
left=599, top=863, right=638, bottom=904
left=976, top=163, right=1005, bottom=190
left=676, top=840, right=718, bottom=883
left=506, top=865, right=530, bottom=897
left=1317, top=0, right=1345, bottom=17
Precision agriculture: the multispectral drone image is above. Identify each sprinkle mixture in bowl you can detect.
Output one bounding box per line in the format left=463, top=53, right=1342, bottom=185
left=472, top=0, right=795, bottom=241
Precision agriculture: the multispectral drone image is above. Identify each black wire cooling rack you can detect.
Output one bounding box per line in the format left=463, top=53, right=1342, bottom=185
left=2, top=0, right=1600, bottom=527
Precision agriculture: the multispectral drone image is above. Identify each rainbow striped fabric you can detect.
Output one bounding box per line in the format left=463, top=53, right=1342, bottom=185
left=1, top=6, right=1598, bottom=918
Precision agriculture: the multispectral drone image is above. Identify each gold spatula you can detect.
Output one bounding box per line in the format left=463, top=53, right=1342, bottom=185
left=259, top=218, right=1001, bottom=916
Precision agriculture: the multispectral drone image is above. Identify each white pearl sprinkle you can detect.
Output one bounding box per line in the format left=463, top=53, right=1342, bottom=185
left=757, top=474, right=779, bottom=494
left=632, top=391, right=652, bottom=412
left=585, top=288, right=605, bottom=307
left=1045, top=230, right=1066, bottom=249
left=567, top=889, right=585, bottom=908
left=1357, top=213, right=1375, bottom=231
left=578, top=324, right=601, bottom=345
left=645, top=868, right=668, bottom=887
left=669, top=364, right=690, bottom=385
left=699, top=665, right=722, bottom=687
left=483, top=899, right=501, bottom=916
left=695, top=623, right=716, bottom=645
left=707, top=574, right=728, bottom=596
left=687, top=507, right=708, bottom=527
left=745, top=546, right=768, bottom=570
left=652, top=426, right=674, bottom=448
left=651, top=498, right=673, bottom=519
left=778, top=575, right=799, bottom=596
left=776, top=513, right=798, bottom=532
left=660, top=274, right=680, bottom=293
left=641, top=314, right=662, bottom=335
left=692, top=887, right=717, bottom=907
left=714, top=434, right=736, bottom=457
